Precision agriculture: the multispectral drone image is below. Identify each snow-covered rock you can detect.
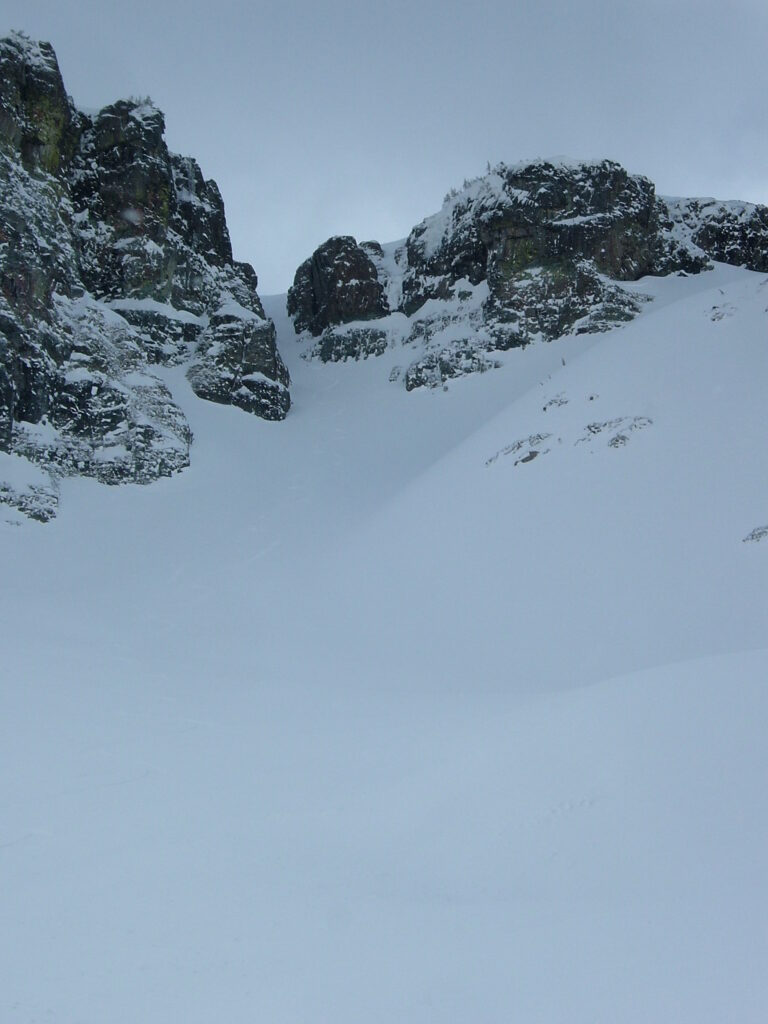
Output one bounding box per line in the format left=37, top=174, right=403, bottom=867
left=288, top=158, right=768, bottom=389
left=658, top=195, right=768, bottom=272
left=0, top=33, right=288, bottom=519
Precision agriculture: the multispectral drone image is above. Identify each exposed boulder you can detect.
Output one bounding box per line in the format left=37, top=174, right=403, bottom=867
left=287, top=235, right=388, bottom=335
left=288, top=158, right=768, bottom=390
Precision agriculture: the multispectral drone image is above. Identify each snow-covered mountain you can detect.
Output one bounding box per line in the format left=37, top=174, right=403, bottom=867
left=2, top=32, right=768, bottom=1024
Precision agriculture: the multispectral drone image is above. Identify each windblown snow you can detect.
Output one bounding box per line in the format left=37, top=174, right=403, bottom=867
left=1, top=263, right=767, bottom=1023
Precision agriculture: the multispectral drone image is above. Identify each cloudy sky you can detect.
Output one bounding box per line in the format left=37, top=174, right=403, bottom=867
left=6, top=0, right=768, bottom=292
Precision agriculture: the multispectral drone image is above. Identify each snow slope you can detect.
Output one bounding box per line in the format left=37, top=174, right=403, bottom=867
left=2, top=263, right=767, bottom=1022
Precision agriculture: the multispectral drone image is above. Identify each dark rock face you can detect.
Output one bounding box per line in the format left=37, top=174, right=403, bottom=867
left=315, top=326, right=389, bottom=363
left=287, top=235, right=387, bottom=335
left=0, top=33, right=78, bottom=174
left=288, top=158, right=768, bottom=389
left=0, top=33, right=289, bottom=519
left=69, top=102, right=237, bottom=303
left=402, top=160, right=660, bottom=313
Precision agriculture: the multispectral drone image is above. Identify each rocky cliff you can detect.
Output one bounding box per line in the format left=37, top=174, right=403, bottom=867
left=4, top=33, right=767, bottom=524
left=287, top=159, right=768, bottom=390
left=0, top=32, right=288, bottom=520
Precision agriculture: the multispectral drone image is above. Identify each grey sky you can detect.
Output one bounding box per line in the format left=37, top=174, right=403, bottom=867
left=5, top=0, right=768, bottom=292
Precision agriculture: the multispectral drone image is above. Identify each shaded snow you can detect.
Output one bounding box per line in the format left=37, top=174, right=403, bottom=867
left=1, top=263, right=767, bottom=1022
left=0, top=450, right=52, bottom=489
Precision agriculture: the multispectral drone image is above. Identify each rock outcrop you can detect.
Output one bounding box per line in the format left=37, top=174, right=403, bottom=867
left=0, top=33, right=288, bottom=520
left=287, top=235, right=387, bottom=335
left=287, top=158, right=768, bottom=390
left=659, top=196, right=768, bottom=273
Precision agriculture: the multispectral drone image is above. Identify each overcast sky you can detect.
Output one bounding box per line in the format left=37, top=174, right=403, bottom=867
left=5, top=0, right=768, bottom=292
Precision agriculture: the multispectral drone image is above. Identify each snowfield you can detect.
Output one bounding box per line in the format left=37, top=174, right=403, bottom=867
left=2, top=263, right=767, bottom=1022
